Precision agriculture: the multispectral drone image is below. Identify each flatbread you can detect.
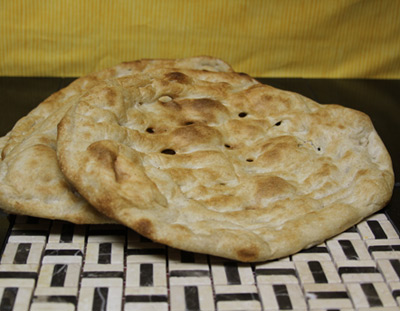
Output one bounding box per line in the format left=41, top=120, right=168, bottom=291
left=2, top=56, right=233, bottom=158
left=0, top=56, right=234, bottom=224
left=57, top=68, right=394, bottom=261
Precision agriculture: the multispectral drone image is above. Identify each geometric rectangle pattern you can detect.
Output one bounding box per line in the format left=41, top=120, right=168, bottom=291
left=1, top=212, right=400, bottom=310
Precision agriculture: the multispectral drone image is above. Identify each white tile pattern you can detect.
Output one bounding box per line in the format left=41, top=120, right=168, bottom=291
left=0, top=212, right=399, bottom=310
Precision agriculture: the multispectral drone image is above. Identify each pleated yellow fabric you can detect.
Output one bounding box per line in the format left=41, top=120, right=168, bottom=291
left=1, top=0, right=399, bottom=78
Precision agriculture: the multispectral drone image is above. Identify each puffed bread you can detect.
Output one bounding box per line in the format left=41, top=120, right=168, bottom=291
left=57, top=68, right=394, bottom=261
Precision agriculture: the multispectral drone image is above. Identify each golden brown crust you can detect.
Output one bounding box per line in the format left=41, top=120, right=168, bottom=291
left=0, top=57, right=234, bottom=224
left=57, top=67, right=394, bottom=261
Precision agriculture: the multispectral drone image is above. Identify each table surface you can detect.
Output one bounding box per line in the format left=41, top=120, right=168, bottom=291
left=0, top=77, right=399, bottom=311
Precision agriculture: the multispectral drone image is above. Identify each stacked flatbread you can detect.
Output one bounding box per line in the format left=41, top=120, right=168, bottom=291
left=0, top=57, right=394, bottom=262
left=0, top=56, right=234, bottom=224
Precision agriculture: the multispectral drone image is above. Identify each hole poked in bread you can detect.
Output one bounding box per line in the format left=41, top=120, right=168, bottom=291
left=161, top=149, right=176, bottom=155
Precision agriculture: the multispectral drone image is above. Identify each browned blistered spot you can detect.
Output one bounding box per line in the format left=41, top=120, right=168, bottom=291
left=276, top=95, right=291, bottom=105
left=169, top=124, right=222, bottom=148
left=259, top=136, right=301, bottom=165
left=87, top=142, right=132, bottom=183
left=87, top=142, right=117, bottom=168
left=94, top=193, right=115, bottom=218
left=178, top=98, right=229, bottom=123
left=190, top=98, right=223, bottom=110
left=135, top=218, right=154, bottom=238
left=256, top=176, right=295, bottom=200
left=341, top=150, right=354, bottom=160
left=260, top=146, right=283, bottom=163
left=236, top=246, right=259, bottom=262
left=165, top=71, right=190, bottom=84
left=356, top=169, right=369, bottom=178
left=262, top=94, right=273, bottom=102
left=105, top=88, right=118, bottom=106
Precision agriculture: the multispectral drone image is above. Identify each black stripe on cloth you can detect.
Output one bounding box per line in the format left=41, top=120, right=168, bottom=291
left=338, top=267, right=379, bottom=275
left=216, top=293, right=260, bottom=302
left=185, top=286, right=200, bottom=311
left=82, top=271, right=124, bottom=278
left=273, top=284, right=292, bottom=310
left=0, top=287, right=18, bottom=311
left=390, top=259, right=400, bottom=279
left=367, top=220, right=387, bottom=239
left=139, top=263, right=153, bottom=287
left=98, top=243, right=112, bottom=264
left=338, top=240, right=359, bottom=260
left=224, top=263, right=241, bottom=285
left=125, top=295, right=168, bottom=303
left=60, top=223, right=74, bottom=243
left=13, top=243, right=31, bottom=264
left=169, top=270, right=209, bottom=278
left=33, top=295, right=77, bottom=305
left=44, top=249, right=83, bottom=256
left=50, top=264, right=68, bottom=287
left=0, top=272, right=37, bottom=279
left=361, top=283, right=383, bottom=307
left=255, top=268, right=297, bottom=277
left=92, top=287, right=108, bottom=311
left=368, top=245, right=400, bottom=253
left=308, top=261, right=328, bottom=283
left=307, top=291, right=349, bottom=299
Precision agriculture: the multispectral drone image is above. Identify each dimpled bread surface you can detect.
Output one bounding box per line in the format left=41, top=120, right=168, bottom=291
left=56, top=68, right=394, bottom=261
left=0, top=57, right=234, bottom=224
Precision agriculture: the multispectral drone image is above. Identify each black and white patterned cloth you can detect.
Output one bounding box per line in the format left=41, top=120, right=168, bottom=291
left=1, top=212, right=400, bottom=310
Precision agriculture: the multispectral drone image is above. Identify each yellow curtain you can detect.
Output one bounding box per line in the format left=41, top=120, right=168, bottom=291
left=1, top=0, right=399, bottom=78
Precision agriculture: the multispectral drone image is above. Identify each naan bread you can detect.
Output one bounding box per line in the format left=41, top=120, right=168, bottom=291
left=0, top=56, right=233, bottom=224
left=57, top=68, right=394, bottom=261
left=0, top=135, right=9, bottom=152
